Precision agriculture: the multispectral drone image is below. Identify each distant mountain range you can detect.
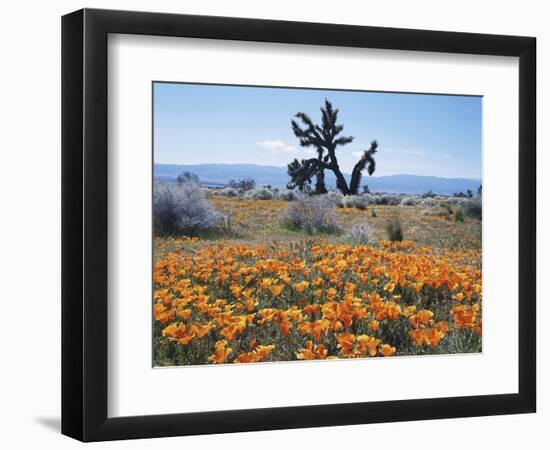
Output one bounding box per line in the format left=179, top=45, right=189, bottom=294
left=154, top=163, right=481, bottom=195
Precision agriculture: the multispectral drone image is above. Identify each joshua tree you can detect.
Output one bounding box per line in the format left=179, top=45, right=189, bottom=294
left=290, top=99, right=378, bottom=195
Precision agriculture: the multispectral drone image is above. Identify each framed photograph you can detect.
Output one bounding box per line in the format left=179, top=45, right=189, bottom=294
left=62, top=8, right=536, bottom=442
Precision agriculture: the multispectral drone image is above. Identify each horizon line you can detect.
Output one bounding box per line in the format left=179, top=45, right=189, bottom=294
left=154, top=162, right=481, bottom=181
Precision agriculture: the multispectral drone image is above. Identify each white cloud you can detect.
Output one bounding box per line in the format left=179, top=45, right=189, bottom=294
left=400, top=149, right=425, bottom=156
left=256, top=140, right=298, bottom=154
left=352, top=151, right=364, bottom=158
left=303, top=148, right=317, bottom=156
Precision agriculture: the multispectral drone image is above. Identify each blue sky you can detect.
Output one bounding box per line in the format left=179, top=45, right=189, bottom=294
left=153, top=82, right=482, bottom=179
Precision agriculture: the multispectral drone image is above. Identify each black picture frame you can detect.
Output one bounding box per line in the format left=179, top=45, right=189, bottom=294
left=62, top=8, right=536, bottom=442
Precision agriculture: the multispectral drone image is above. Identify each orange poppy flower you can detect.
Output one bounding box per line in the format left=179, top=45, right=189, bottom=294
left=336, top=332, right=355, bottom=353
left=269, top=284, right=284, bottom=297
left=208, top=340, right=232, bottom=364
left=379, top=344, right=396, bottom=357
left=368, top=320, right=380, bottom=332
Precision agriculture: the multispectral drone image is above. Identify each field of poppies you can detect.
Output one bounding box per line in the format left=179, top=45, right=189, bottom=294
left=153, top=193, right=482, bottom=366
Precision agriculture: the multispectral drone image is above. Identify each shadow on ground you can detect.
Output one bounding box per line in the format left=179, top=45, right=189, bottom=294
left=35, top=417, right=61, bottom=433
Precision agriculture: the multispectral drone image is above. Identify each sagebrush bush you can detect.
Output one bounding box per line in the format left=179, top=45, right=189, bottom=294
left=454, top=208, right=465, bottom=222
left=285, top=197, right=340, bottom=235
left=325, top=191, right=344, bottom=207
left=353, top=194, right=374, bottom=210
left=244, top=187, right=274, bottom=200
left=464, top=199, right=482, bottom=220
left=400, top=196, right=418, bottom=206
left=445, top=196, right=469, bottom=206
left=374, top=194, right=400, bottom=205
left=347, top=222, right=374, bottom=244
left=153, top=182, right=219, bottom=235
left=278, top=189, right=299, bottom=201
left=419, top=197, right=437, bottom=207
left=386, top=219, right=404, bottom=241
left=342, top=196, right=357, bottom=208
left=219, top=187, right=240, bottom=197
left=340, top=194, right=373, bottom=209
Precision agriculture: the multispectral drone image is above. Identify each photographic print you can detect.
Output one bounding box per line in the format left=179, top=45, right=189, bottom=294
left=152, top=83, right=482, bottom=367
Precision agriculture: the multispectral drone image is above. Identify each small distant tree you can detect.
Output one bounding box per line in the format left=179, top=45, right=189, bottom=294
left=228, top=177, right=256, bottom=191
left=422, top=190, right=436, bottom=198
left=362, top=184, right=371, bottom=194
left=177, top=171, right=200, bottom=185
left=477, top=184, right=482, bottom=198
left=466, top=189, right=473, bottom=198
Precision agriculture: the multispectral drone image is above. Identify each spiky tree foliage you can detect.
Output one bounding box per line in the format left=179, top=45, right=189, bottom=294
left=349, top=140, right=378, bottom=195
left=287, top=158, right=314, bottom=191
left=290, top=99, right=378, bottom=195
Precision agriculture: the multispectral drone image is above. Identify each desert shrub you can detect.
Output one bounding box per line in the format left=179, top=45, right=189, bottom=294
left=244, top=187, right=274, bottom=200
left=374, top=194, right=389, bottom=205
left=374, top=194, right=401, bottom=205
left=355, top=194, right=375, bottom=209
left=278, top=189, right=299, bottom=201
left=153, top=182, right=219, bottom=235
left=219, top=187, right=240, bottom=197
left=419, top=197, right=437, bottom=207
left=454, top=208, right=465, bottom=222
left=386, top=219, right=404, bottom=242
left=228, top=177, right=256, bottom=191
left=347, top=222, right=374, bottom=244
left=285, top=197, right=340, bottom=235
left=446, top=196, right=469, bottom=206
left=464, top=199, right=482, bottom=220
left=325, top=191, right=344, bottom=207
left=340, top=195, right=373, bottom=209
left=421, top=208, right=433, bottom=216
left=341, top=196, right=356, bottom=208
left=352, top=197, right=369, bottom=210
left=371, top=209, right=377, bottom=218
left=400, top=196, right=418, bottom=206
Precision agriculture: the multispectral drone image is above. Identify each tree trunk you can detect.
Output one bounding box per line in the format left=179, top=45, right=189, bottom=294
left=326, top=146, right=351, bottom=195
left=333, top=167, right=350, bottom=195
left=314, top=169, right=328, bottom=194
left=349, top=165, right=362, bottom=195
